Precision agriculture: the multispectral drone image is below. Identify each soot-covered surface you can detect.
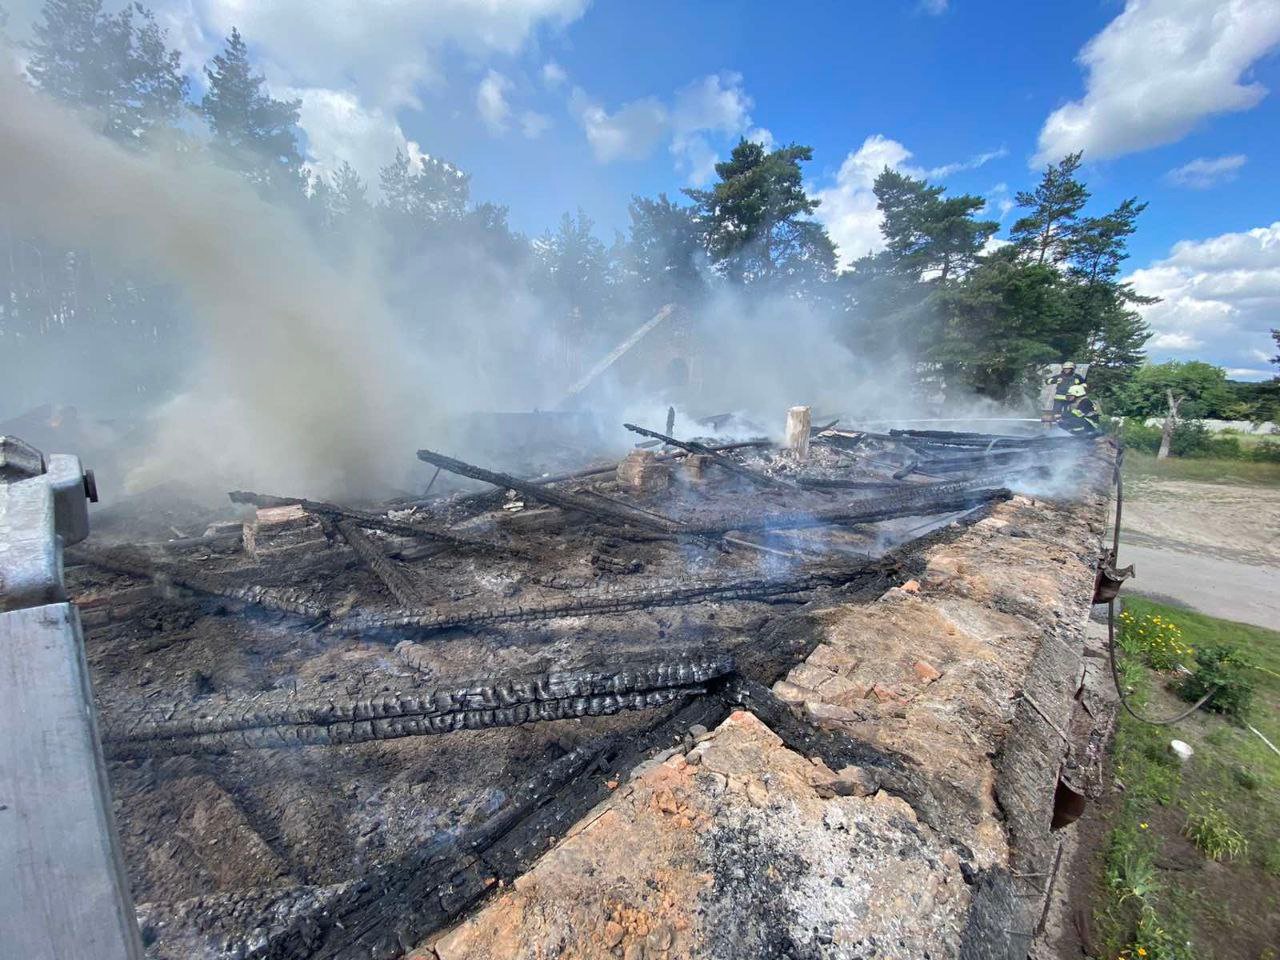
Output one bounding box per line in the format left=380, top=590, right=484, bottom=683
left=66, top=427, right=1087, bottom=958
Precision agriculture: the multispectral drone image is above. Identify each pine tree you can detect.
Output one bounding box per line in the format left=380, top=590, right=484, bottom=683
left=684, top=139, right=835, bottom=289
left=1069, top=198, right=1154, bottom=400
left=26, top=0, right=186, bottom=143
left=200, top=28, right=302, bottom=191
left=378, top=150, right=470, bottom=222
left=1009, top=152, right=1088, bottom=266
left=328, top=162, right=370, bottom=220
left=625, top=193, right=705, bottom=307
left=873, top=169, right=996, bottom=282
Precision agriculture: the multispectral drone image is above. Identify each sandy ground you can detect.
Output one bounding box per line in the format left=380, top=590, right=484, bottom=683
left=1120, top=477, right=1280, bottom=629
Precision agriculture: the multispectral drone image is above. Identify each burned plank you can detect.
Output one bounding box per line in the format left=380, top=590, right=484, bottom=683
left=228, top=491, right=531, bottom=560
left=622, top=422, right=794, bottom=490
left=684, top=483, right=1012, bottom=535
left=415, top=448, right=680, bottom=534
left=335, top=563, right=882, bottom=636
left=331, top=519, right=429, bottom=609
left=71, top=546, right=332, bottom=620
left=103, top=653, right=733, bottom=755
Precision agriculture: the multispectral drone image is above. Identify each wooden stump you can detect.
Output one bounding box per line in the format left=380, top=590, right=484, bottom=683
left=785, top=406, right=811, bottom=460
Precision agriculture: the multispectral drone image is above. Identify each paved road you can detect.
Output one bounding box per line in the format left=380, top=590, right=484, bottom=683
left=1120, top=538, right=1280, bottom=631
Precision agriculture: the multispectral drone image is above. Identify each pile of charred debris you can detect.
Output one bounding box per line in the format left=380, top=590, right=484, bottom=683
left=67, top=420, right=1089, bottom=960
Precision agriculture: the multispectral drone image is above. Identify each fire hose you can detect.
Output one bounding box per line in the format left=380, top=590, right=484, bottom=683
left=1102, top=444, right=1217, bottom=725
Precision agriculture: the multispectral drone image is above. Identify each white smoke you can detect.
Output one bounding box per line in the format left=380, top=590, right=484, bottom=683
left=0, top=74, right=429, bottom=499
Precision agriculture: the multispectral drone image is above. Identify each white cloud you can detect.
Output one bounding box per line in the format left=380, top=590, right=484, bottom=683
left=570, top=88, right=668, bottom=162
left=669, top=72, right=758, bottom=185
left=116, top=1, right=587, bottom=202
left=1164, top=154, right=1247, bottom=189
left=984, top=182, right=1015, bottom=221
left=926, top=148, right=1007, bottom=180
left=292, top=87, right=425, bottom=188
left=920, top=0, right=949, bottom=14
left=1127, top=221, right=1280, bottom=368
left=1034, top=0, right=1280, bottom=165
left=569, top=71, right=766, bottom=179
left=1150, top=331, right=1204, bottom=350
left=541, top=61, right=569, bottom=89
left=520, top=110, right=552, bottom=138
left=476, top=69, right=513, bottom=134
left=812, top=135, right=1005, bottom=267
left=180, top=0, right=590, bottom=110
left=1226, top=367, right=1272, bottom=379
left=812, top=135, right=913, bottom=266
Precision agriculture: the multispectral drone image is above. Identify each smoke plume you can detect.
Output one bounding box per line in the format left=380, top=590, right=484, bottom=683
left=0, top=74, right=426, bottom=499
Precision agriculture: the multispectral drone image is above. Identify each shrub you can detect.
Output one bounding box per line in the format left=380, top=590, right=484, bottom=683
left=1183, top=795, right=1248, bottom=861
left=1179, top=642, right=1255, bottom=719
left=1117, top=419, right=1280, bottom=462
left=1118, top=609, right=1193, bottom=671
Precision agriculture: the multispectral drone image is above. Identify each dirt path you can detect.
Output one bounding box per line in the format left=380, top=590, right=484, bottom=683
left=1121, top=477, right=1280, bottom=630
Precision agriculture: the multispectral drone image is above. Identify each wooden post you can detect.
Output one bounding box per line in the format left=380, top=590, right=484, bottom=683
left=785, top=406, right=811, bottom=460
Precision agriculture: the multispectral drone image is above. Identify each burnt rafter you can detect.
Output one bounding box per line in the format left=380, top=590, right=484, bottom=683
left=335, top=563, right=885, bottom=636
left=685, top=483, right=1012, bottom=535
left=416, top=448, right=682, bottom=533
left=228, top=490, right=531, bottom=560
left=622, top=422, right=794, bottom=490
left=101, top=655, right=734, bottom=758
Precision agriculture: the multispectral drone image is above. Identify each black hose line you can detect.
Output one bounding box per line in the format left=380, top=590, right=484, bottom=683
left=1104, top=442, right=1216, bottom=725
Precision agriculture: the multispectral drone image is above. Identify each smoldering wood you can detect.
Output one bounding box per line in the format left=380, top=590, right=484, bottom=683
left=622, top=422, right=795, bottom=490
left=415, top=448, right=681, bottom=533
left=335, top=564, right=884, bottom=636
left=228, top=491, right=531, bottom=560
left=330, top=519, right=429, bottom=609
left=102, top=654, right=732, bottom=758
left=683, top=483, right=1012, bottom=535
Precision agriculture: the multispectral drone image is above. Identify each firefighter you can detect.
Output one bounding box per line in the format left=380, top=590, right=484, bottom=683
left=1064, top=383, right=1102, bottom=437
left=1048, top=361, right=1086, bottom=417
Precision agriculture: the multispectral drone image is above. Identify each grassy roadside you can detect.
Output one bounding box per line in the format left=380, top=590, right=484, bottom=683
left=1093, top=598, right=1280, bottom=960
left=1122, top=451, right=1280, bottom=487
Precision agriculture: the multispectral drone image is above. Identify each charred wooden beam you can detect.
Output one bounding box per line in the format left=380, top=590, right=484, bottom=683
left=331, top=519, right=429, bottom=609
left=683, top=483, right=1012, bottom=535
left=623, top=422, right=794, bottom=490
left=71, top=546, right=333, bottom=620
left=415, top=448, right=680, bottom=534
left=228, top=490, right=531, bottom=560
left=101, top=654, right=733, bottom=758
left=336, top=564, right=882, bottom=636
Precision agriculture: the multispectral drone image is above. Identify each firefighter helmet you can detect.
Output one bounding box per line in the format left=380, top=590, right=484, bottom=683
left=1062, top=360, right=1077, bottom=370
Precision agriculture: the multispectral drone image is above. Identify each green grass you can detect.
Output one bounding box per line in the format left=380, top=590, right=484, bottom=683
left=1094, top=599, right=1280, bottom=958
left=1122, top=451, right=1280, bottom=487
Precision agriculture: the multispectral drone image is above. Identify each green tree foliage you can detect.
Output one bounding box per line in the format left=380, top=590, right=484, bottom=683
left=200, top=28, right=302, bottom=191
left=684, top=139, right=835, bottom=290
left=1067, top=198, right=1154, bottom=400
left=26, top=0, right=187, bottom=144
left=1112, top=361, right=1237, bottom=420
left=875, top=169, right=997, bottom=282
left=1009, top=152, right=1088, bottom=266
left=624, top=193, right=705, bottom=307
left=378, top=150, right=470, bottom=224
left=534, top=209, right=612, bottom=328
left=853, top=153, right=1152, bottom=403
left=932, top=248, right=1065, bottom=400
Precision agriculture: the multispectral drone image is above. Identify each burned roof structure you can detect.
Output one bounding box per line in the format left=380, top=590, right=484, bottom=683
left=64, top=420, right=1115, bottom=960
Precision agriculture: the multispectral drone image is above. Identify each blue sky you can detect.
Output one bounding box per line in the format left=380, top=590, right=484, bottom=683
left=7, top=0, right=1280, bottom=377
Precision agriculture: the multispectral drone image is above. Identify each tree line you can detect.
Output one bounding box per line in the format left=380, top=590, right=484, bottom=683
left=2, top=0, right=1174, bottom=416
